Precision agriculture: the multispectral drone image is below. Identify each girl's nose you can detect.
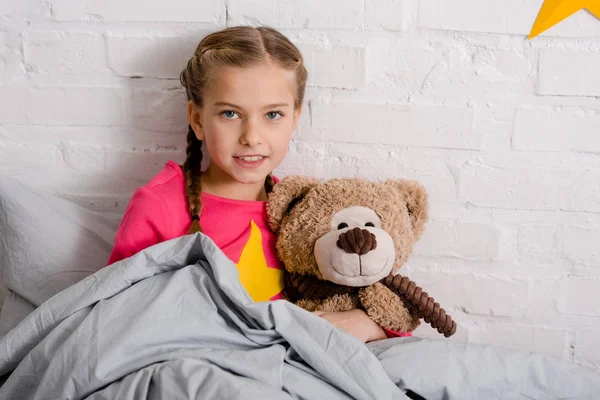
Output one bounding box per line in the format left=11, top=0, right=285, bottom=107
left=240, top=119, right=263, bottom=146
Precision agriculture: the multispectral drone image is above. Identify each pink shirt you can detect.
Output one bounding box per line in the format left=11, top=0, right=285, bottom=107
left=107, top=160, right=284, bottom=302
left=107, top=160, right=410, bottom=337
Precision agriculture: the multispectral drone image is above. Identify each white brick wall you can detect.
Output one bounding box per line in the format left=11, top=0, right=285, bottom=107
left=297, top=44, right=366, bottom=88
left=228, top=0, right=364, bottom=29
left=513, top=107, right=600, bottom=152
left=539, top=50, right=600, bottom=97
left=1, top=0, right=600, bottom=371
left=307, top=102, right=479, bottom=149
left=52, top=0, right=223, bottom=22
left=25, top=31, right=106, bottom=75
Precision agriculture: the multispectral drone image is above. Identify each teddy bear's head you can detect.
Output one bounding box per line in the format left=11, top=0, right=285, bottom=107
left=267, top=176, right=429, bottom=288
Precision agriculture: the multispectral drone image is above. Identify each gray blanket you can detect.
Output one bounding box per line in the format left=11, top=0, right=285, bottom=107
left=0, top=233, right=599, bottom=400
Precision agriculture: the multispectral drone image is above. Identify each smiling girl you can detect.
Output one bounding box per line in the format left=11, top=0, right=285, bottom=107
left=107, top=25, right=390, bottom=343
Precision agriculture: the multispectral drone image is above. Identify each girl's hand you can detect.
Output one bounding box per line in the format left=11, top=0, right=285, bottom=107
left=312, top=309, right=387, bottom=343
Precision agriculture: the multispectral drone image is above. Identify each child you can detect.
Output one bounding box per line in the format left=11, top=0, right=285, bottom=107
left=107, top=25, right=392, bottom=343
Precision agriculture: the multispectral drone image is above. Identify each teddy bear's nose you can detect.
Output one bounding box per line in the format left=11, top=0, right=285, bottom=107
left=336, top=227, right=378, bottom=255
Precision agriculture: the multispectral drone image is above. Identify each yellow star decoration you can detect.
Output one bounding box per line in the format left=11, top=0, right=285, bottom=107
left=235, top=220, right=284, bottom=302
left=529, top=0, right=600, bottom=39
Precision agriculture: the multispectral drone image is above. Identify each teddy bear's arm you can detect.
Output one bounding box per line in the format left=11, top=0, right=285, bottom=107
left=382, top=274, right=457, bottom=337
left=358, top=282, right=420, bottom=332
left=296, top=298, right=325, bottom=312
left=296, top=294, right=359, bottom=313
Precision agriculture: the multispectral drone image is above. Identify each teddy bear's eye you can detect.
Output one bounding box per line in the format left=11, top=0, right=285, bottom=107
left=365, top=222, right=375, bottom=227
left=337, top=223, right=349, bottom=230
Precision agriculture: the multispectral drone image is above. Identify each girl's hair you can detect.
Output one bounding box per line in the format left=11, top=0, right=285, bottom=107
left=179, top=25, right=308, bottom=235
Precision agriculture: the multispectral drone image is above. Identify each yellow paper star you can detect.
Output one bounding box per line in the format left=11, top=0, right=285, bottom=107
left=529, top=0, right=600, bottom=39
left=235, top=220, right=284, bottom=302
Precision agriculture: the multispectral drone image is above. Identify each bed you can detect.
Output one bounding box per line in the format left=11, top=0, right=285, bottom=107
left=1, top=175, right=599, bottom=400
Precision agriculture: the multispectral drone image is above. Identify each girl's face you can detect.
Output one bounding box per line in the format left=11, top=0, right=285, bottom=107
left=188, top=61, right=302, bottom=190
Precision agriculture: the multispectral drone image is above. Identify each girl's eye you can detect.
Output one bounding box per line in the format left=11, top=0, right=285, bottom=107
left=266, top=111, right=282, bottom=120
left=221, top=110, right=239, bottom=119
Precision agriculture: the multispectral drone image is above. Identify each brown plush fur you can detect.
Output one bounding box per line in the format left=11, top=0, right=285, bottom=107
left=359, top=283, right=420, bottom=332
left=269, top=178, right=428, bottom=278
left=267, top=176, right=429, bottom=333
left=297, top=294, right=359, bottom=313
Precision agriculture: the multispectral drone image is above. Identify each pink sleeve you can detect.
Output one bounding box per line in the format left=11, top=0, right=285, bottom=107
left=106, top=187, right=172, bottom=266
left=383, top=328, right=413, bottom=338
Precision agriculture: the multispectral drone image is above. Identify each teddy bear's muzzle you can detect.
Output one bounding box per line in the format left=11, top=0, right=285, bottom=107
left=315, top=227, right=395, bottom=287
left=336, top=227, right=377, bottom=255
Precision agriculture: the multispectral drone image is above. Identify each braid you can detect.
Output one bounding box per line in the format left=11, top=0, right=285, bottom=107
left=184, top=124, right=204, bottom=234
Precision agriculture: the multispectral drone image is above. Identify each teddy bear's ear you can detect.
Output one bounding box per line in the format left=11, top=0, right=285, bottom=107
left=267, top=175, right=320, bottom=233
left=384, top=179, right=429, bottom=240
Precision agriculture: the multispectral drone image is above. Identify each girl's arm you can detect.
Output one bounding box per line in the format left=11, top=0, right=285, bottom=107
left=106, top=187, right=172, bottom=266
left=313, top=309, right=387, bottom=343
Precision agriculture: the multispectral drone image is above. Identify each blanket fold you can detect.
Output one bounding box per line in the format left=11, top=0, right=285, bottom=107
left=0, top=233, right=406, bottom=400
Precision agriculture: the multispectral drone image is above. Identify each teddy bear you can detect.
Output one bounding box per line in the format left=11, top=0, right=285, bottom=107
left=266, top=176, right=456, bottom=337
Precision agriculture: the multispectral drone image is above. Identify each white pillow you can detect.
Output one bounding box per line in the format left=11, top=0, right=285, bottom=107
left=0, top=176, right=119, bottom=307
left=0, top=291, right=36, bottom=337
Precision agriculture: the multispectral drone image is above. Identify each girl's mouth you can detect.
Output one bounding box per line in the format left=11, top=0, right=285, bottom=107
left=234, top=155, right=267, bottom=168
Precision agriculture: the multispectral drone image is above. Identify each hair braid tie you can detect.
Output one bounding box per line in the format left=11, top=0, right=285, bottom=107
left=382, top=274, right=457, bottom=338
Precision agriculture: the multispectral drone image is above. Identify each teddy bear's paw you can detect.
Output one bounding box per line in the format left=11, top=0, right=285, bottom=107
left=359, top=282, right=419, bottom=332
left=406, top=313, right=421, bottom=332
